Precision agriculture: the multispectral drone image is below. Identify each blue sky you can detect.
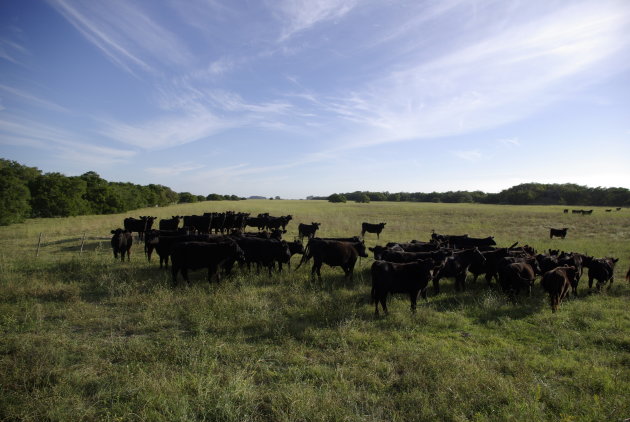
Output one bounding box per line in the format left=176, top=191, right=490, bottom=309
left=1, top=0, right=629, bottom=198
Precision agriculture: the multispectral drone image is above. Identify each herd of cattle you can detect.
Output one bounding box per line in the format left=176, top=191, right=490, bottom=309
left=110, top=212, right=629, bottom=315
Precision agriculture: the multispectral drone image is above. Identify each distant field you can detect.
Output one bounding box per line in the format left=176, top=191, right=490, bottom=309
left=1, top=200, right=629, bottom=421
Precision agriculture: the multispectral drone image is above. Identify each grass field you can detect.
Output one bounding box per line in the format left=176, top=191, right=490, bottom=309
left=1, top=200, right=629, bottom=421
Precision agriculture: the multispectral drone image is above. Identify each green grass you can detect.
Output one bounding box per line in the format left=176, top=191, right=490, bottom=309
left=1, top=201, right=629, bottom=421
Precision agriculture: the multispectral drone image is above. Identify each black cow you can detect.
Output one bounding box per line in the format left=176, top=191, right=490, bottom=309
left=368, top=247, right=451, bottom=266
left=245, top=216, right=268, bottom=231
left=146, top=232, right=225, bottom=269
left=171, top=240, right=245, bottom=285
left=549, top=227, right=568, bottom=239
left=563, top=209, right=569, bottom=213
left=541, top=266, right=577, bottom=312
left=232, top=237, right=291, bottom=276
left=385, top=242, right=441, bottom=252
left=110, top=229, right=132, bottom=261
left=297, top=238, right=368, bottom=281
left=298, top=222, right=321, bottom=241
left=433, top=247, right=486, bottom=293
left=585, top=257, right=619, bottom=290
left=124, top=216, right=156, bottom=240
left=431, top=232, right=468, bottom=245
left=468, top=248, right=513, bottom=284
left=265, top=215, right=293, bottom=231
left=450, top=236, right=496, bottom=249
left=371, top=259, right=435, bottom=315
left=159, top=216, right=182, bottom=231
left=361, top=222, right=386, bottom=239
left=183, top=215, right=212, bottom=234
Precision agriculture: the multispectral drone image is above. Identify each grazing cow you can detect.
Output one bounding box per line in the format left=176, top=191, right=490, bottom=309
left=549, top=227, right=569, bottom=239
left=297, top=238, right=368, bottom=281
left=605, top=209, right=612, bottom=212
left=124, top=216, right=156, bottom=240
left=582, top=210, right=593, bottom=215
left=433, top=248, right=486, bottom=293
left=371, top=259, right=435, bottom=315
left=616, top=207, right=622, bottom=211
left=171, top=240, right=244, bottom=285
left=541, top=266, right=577, bottom=312
left=110, top=229, right=132, bottom=261
left=159, top=216, right=182, bottom=231
left=563, top=209, right=569, bottom=213
left=585, top=257, right=619, bottom=290
left=361, top=222, right=386, bottom=239
left=298, top=222, right=321, bottom=241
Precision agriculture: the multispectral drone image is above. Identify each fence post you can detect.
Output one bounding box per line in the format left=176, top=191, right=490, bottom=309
left=36, top=232, right=43, bottom=257
left=80, top=232, right=86, bottom=254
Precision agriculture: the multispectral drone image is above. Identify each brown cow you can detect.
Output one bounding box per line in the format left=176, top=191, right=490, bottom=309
left=541, top=266, right=577, bottom=312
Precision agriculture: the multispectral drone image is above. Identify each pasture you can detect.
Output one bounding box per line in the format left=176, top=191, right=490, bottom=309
left=1, top=201, right=629, bottom=421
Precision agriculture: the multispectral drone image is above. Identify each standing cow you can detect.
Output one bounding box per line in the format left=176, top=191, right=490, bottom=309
left=371, top=259, right=435, bottom=316
left=361, top=222, right=386, bottom=239
left=111, top=229, right=132, bottom=261
left=549, top=227, right=569, bottom=239
left=298, top=222, right=321, bottom=241
left=296, top=238, right=368, bottom=281
left=541, top=266, right=577, bottom=312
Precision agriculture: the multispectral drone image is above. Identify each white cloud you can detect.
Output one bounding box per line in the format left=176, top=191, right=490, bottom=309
left=145, top=163, right=206, bottom=176
left=454, top=150, right=482, bottom=161
left=0, top=84, right=70, bottom=113
left=0, top=113, right=136, bottom=165
left=47, top=0, right=192, bottom=75
left=274, top=0, right=359, bottom=41
left=318, top=1, right=630, bottom=148
left=498, top=138, right=520, bottom=147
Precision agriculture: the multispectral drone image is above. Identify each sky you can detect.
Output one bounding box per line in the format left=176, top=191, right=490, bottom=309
left=1, top=0, right=629, bottom=199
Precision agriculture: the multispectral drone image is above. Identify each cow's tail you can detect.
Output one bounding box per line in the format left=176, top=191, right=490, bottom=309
left=294, top=242, right=312, bottom=271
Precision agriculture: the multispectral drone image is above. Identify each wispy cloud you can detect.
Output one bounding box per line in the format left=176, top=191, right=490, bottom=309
left=318, top=1, right=630, bottom=148
left=99, top=110, right=233, bottom=150
left=498, top=138, right=520, bottom=147
left=454, top=150, right=483, bottom=161
left=0, top=84, right=70, bottom=113
left=0, top=113, right=136, bottom=165
left=145, top=162, right=206, bottom=176
left=0, top=36, right=30, bottom=66
left=47, top=0, right=192, bottom=75
left=274, top=0, right=359, bottom=41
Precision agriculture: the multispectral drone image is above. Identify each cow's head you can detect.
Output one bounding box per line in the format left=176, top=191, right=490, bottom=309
left=354, top=241, right=369, bottom=258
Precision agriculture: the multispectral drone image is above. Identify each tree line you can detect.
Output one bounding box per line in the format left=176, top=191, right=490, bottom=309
left=0, top=159, right=243, bottom=226
left=317, top=183, right=630, bottom=206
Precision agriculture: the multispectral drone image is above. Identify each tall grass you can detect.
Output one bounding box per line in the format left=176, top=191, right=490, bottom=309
left=0, top=201, right=628, bottom=421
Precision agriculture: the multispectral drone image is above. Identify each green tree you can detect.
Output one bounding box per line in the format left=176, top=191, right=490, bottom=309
left=328, top=193, right=347, bottom=203
left=206, top=193, right=225, bottom=201
left=356, top=194, right=370, bottom=203
left=178, top=192, right=197, bottom=203
left=0, top=167, right=32, bottom=225
left=29, top=173, right=88, bottom=217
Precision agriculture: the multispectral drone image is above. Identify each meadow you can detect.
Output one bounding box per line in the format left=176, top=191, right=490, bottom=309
left=1, top=200, right=629, bottom=422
